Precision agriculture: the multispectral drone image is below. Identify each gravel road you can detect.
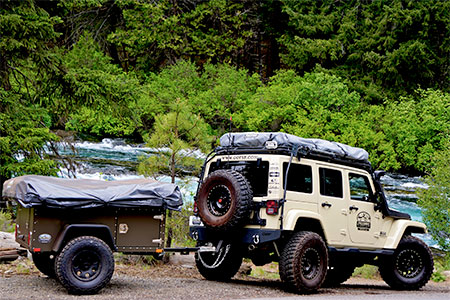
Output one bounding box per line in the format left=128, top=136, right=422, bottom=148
left=0, top=256, right=449, bottom=300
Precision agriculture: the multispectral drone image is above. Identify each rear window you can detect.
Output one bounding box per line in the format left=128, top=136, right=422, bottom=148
left=208, top=159, right=269, bottom=197
left=319, top=168, right=343, bottom=198
left=283, top=163, right=312, bottom=193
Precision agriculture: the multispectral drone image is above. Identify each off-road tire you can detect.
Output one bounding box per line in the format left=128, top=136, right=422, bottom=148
left=32, top=252, right=56, bottom=278
left=197, top=170, right=252, bottom=230
left=279, top=231, right=328, bottom=294
left=322, top=262, right=355, bottom=287
left=195, top=242, right=242, bottom=281
left=379, top=235, right=433, bottom=290
left=55, top=236, right=114, bottom=294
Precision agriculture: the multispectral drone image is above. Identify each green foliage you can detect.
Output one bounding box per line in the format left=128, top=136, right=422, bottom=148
left=57, top=33, right=145, bottom=137
left=383, top=90, right=450, bottom=172
left=166, top=202, right=196, bottom=248
left=235, top=71, right=397, bottom=170
left=418, top=149, right=450, bottom=253
left=0, top=210, right=14, bottom=233
left=109, top=0, right=252, bottom=72
left=138, top=99, right=211, bottom=181
left=431, top=255, right=450, bottom=282
left=141, top=60, right=260, bottom=135
left=0, top=91, right=60, bottom=178
left=353, top=264, right=380, bottom=279
left=279, top=0, right=450, bottom=102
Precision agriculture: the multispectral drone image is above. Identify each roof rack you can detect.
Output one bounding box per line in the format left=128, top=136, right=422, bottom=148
left=216, top=132, right=373, bottom=172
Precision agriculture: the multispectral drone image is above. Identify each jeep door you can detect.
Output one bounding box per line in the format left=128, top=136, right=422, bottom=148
left=346, top=172, right=383, bottom=245
left=316, top=166, right=349, bottom=244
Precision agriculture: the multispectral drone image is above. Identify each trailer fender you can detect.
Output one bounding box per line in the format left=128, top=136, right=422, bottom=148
left=383, top=220, right=427, bottom=249
left=52, top=224, right=117, bottom=252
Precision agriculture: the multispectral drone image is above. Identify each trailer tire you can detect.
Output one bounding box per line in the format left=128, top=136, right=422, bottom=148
left=197, top=170, right=252, bottom=230
left=55, top=236, right=114, bottom=295
left=279, top=231, right=328, bottom=294
left=195, top=241, right=242, bottom=281
left=379, top=235, right=433, bottom=290
left=32, top=253, right=56, bottom=278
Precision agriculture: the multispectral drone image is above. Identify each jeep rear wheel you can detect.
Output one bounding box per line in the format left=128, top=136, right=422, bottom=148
left=379, top=235, right=433, bottom=290
left=279, top=231, right=328, bottom=294
left=197, top=170, right=252, bottom=230
left=195, top=241, right=242, bottom=281
left=55, top=236, right=114, bottom=294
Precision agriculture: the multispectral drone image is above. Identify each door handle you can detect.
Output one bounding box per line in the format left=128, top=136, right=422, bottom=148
left=349, top=205, right=359, bottom=211
left=321, top=202, right=332, bottom=208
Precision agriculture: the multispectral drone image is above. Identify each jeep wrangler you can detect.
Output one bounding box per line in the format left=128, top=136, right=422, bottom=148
left=190, top=132, right=433, bottom=293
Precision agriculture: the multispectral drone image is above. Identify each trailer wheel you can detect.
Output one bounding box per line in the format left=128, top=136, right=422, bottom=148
left=195, top=241, right=242, bottom=281
left=279, top=231, right=328, bottom=294
left=32, top=253, right=56, bottom=278
left=379, top=235, right=433, bottom=290
left=55, top=236, right=114, bottom=294
left=197, top=170, right=252, bottom=230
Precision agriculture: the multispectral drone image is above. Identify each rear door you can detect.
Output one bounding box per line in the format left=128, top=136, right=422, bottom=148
left=317, top=166, right=349, bottom=244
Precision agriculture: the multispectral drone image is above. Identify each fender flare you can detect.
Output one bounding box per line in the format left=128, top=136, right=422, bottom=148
left=383, top=220, right=427, bottom=249
left=283, top=209, right=327, bottom=240
left=52, top=224, right=117, bottom=252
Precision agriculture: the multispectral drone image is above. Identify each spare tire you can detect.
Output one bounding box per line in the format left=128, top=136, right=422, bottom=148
left=197, top=169, right=252, bottom=230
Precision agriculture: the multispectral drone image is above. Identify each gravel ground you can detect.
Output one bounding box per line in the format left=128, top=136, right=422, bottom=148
left=0, top=256, right=449, bottom=300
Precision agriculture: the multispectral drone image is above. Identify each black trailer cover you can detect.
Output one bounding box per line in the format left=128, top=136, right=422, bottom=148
left=2, top=175, right=183, bottom=211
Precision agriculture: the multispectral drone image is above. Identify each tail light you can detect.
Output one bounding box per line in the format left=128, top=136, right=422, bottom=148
left=193, top=201, right=198, bottom=215
left=266, top=200, right=279, bottom=215
left=15, top=224, right=18, bottom=240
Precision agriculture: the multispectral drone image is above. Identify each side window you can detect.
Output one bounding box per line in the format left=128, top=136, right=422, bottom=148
left=349, top=173, right=372, bottom=202
left=319, top=168, right=343, bottom=198
left=283, top=163, right=312, bottom=193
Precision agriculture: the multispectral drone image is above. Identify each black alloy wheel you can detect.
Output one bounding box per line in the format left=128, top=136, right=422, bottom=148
left=379, top=235, right=433, bottom=290
left=279, top=231, right=328, bottom=294
left=55, top=236, right=114, bottom=294
left=71, top=249, right=102, bottom=281
left=207, top=185, right=232, bottom=217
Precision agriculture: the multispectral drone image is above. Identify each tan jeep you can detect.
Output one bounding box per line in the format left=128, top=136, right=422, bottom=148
left=190, top=132, right=433, bottom=293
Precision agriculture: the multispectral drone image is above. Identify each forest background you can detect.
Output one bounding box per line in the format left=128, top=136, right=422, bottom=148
left=1, top=1, right=449, bottom=250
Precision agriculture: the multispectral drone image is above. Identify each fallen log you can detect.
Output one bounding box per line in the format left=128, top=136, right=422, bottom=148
left=0, top=247, right=27, bottom=262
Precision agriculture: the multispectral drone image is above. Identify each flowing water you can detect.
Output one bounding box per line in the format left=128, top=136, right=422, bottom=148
left=56, top=138, right=435, bottom=247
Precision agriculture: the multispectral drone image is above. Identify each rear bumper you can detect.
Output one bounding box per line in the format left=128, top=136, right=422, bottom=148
left=189, top=217, right=281, bottom=245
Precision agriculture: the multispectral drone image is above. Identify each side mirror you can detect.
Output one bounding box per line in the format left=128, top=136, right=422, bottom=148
left=374, top=170, right=386, bottom=181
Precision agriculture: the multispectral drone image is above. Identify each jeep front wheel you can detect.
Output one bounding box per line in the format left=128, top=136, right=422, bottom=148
left=279, top=231, right=328, bottom=293
left=195, top=241, right=242, bottom=281
left=55, top=236, right=114, bottom=294
left=197, top=170, right=252, bottom=230
left=379, top=235, right=433, bottom=290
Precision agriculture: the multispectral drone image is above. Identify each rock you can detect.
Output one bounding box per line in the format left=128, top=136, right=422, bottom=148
left=169, top=253, right=195, bottom=266
left=443, top=270, right=450, bottom=278
left=0, top=231, right=19, bottom=249
left=239, top=263, right=252, bottom=275
left=0, top=231, right=25, bottom=263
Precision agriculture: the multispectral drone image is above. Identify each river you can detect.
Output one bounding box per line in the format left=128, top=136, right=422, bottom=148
left=55, top=138, right=434, bottom=246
